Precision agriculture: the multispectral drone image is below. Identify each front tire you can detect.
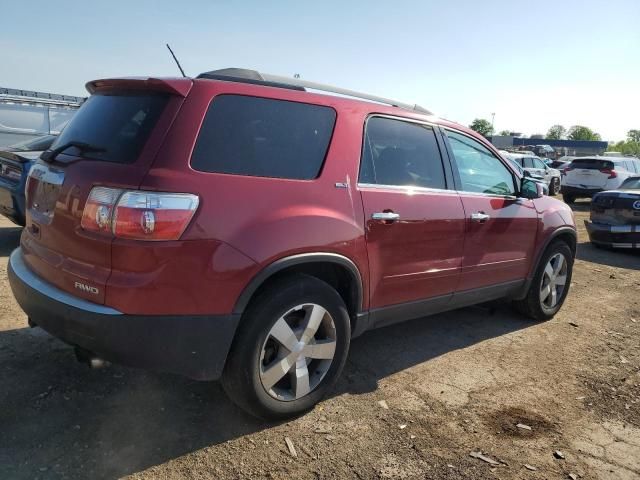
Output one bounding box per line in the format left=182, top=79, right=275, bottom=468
left=222, top=274, right=351, bottom=419
left=514, top=241, right=573, bottom=321
left=551, top=178, right=560, bottom=195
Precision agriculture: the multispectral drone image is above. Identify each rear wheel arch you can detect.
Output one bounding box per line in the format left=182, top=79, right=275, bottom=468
left=233, top=253, right=364, bottom=331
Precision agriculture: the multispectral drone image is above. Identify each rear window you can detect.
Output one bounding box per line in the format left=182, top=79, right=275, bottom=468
left=50, top=92, right=169, bottom=163
left=191, top=95, right=336, bottom=179
left=570, top=159, right=614, bottom=170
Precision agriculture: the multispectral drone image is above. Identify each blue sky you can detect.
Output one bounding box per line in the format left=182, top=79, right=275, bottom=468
left=2, top=0, right=638, bottom=141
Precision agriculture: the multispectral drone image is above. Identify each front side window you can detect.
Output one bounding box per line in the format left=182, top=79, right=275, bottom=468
left=359, top=116, right=446, bottom=189
left=532, top=158, right=546, bottom=169
left=446, top=130, right=516, bottom=195
left=191, top=95, right=336, bottom=180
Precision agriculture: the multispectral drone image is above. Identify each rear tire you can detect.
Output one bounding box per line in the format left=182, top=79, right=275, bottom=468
left=514, top=241, right=573, bottom=321
left=562, top=193, right=575, bottom=204
left=222, top=274, right=351, bottom=419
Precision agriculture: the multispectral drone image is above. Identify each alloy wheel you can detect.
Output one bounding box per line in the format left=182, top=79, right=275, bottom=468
left=259, top=304, right=337, bottom=401
left=539, top=252, right=568, bottom=309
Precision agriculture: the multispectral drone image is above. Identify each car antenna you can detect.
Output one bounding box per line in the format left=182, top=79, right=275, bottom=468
left=166, top=43, right=186, bottom=78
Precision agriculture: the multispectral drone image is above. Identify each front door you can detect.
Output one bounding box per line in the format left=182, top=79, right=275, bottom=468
left=358, top=116, right=466, bottom=318
left=443, top=130, right=538, bottom=292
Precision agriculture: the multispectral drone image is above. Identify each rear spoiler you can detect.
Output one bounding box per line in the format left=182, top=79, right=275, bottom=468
left=85, top=77, right=193, bottom=97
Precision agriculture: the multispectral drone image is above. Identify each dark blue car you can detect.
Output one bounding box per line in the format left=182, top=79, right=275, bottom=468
left=0, top=135, right=56, bottom=226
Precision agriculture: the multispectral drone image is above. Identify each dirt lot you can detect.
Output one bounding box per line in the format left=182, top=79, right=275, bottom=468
left=1, top=202, right=639, bottom=480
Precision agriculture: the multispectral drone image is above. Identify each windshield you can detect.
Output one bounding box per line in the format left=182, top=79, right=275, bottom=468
left=51, top=92, right=169, bottom=163
left=6, top=135, right=57, bottom=152
left=620, top=177, right=640, bottom=190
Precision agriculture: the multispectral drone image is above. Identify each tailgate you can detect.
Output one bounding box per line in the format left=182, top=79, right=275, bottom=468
left=21, top=82, right=189, bottom=304
left=591, top=192, right=640, bottom=226
left=565, top=159, right=613, bottom=188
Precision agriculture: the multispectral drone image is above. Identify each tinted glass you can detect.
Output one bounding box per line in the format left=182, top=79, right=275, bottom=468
left=446, top=130, right=515, bottom=195
left=523, top=158, right=534, bottom=168
left=191, top=95, right=336, bottom=179
left=51, top=92, right=168, bottom=163
left=0, top=104, right=49, bottom=133
left=48, top=108, right=76, bottom=134
left=360, top=117, right=446, bottom=189
left=620, top=177, right=640, bottom=189
left=570, top=159, right=614, bottom=170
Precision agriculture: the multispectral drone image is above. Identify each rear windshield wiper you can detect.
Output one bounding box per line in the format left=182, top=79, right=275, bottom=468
left=41, top=141, right=106, bottom=162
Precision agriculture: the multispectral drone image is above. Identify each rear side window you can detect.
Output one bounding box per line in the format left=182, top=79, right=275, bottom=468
left=51, top=92, right=169, bottom=163
left=359, top=116, right=446, bottom=189
left=191, top=95, right=336, bottom=179
left=570, top=159, right=614, bottom=170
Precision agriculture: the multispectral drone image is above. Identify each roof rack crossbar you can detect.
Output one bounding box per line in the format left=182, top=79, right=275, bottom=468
left=196, top=68, right=432, bottom=115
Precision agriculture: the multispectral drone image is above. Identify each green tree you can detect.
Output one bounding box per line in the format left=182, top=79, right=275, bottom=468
left=627, top=129, right=640, bottom=143
left=498, top=130, right=511, bottom=136
left=546, top=125, right=566, bottom=140
left=567, top=125, right=601, bottom=141
left=469, top=118, right=494, bottom=137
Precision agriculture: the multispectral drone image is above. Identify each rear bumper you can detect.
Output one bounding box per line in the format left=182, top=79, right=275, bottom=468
left=8, top=248, right=239, bottom=380
left=561, top=185, right=603, bottom=198
left=584, top=220, right=640, bottom=248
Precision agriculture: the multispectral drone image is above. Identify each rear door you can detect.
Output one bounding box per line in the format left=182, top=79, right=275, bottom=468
left=565, top=158, right=613, bottom=189
left=22, top=83, right=187, bottom=304
left=359, top=116, right=465, bottom=317
left=442, top=129, right=538, bottom=292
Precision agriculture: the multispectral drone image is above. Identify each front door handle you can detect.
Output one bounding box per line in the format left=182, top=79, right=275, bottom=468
left=372, top=212, right=400, bottom=222
left=470, top=212, right=490, bottom=223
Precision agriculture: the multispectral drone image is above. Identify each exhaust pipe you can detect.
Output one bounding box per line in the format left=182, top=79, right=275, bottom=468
left=74, top=347, right=110, bottom=369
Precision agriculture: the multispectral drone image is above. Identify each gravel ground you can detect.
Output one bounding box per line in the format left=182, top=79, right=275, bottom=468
left=0, top=201, right=639, bottom=480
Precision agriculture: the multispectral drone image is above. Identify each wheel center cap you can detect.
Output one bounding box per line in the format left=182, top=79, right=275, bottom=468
left=293, top=341, right=305, bottom=355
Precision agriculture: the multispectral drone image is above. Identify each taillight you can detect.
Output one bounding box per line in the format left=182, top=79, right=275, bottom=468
left=81, top=187, right=199, bottom=241
left=600, top=168, right=617, bottom=179
left=81, top=187, right=123, bottom=233
left=113, top=191, right=199, bottom=240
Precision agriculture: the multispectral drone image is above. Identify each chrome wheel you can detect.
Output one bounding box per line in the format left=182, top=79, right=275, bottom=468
left=259, top=304, right=337, bottom=401
left=539, top=253, right=567, bottom=309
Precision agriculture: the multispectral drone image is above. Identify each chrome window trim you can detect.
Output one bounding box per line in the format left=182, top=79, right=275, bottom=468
left=357, top=182, right=456, bottom=195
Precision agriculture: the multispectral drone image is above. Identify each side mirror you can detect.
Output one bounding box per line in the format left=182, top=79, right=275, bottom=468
left=523, top=170, right=532, bottom=177
left=520, top=177, right=544, bottom=199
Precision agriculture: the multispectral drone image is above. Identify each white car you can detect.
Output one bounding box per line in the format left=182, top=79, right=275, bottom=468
left=503, top=153, right=562, bottom=195
left=561, top=156, right=640, bottom=203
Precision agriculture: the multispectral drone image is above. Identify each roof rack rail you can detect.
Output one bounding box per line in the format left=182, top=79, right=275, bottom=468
left=197, top=68, right=432, bottom=115
left=0, top=87, right=85, bottom=107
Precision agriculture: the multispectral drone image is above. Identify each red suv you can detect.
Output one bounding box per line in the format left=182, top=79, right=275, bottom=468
left=8, top=69, right=576, bottom=418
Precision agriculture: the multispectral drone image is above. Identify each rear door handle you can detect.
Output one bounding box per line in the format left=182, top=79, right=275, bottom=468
left=470, top=212, right=490, bottom=223
left=372, top=212, right=400, bottom=222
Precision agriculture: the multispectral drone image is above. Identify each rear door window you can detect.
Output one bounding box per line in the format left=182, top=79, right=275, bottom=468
left=51, top=92, right=169, bottom=163
left=359, top=116, right=446, bottom=189
left=191, top=95, right=336, bottom=179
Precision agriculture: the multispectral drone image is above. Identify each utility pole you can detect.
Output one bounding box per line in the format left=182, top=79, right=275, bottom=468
left=491, top=112, right=495, bottom=131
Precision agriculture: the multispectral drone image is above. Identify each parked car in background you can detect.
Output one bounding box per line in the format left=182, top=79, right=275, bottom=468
left=0, top=134, right=57, bottom=225
left=0, top=87, right=82, bottom=148
left=8, top=69, right=576, bottom=419
left=503, top=156, right=549, bottom=195
left=550, top=156, right=576, bottom=170
left=561, top=156, right=640, bottom=203
left=585, top=176, right=640, bottom=248
left=504, top=153, right=562, bottom=195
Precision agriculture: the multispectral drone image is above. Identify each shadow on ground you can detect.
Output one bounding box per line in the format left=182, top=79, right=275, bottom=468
left=0, top=304, right=532, bottom=479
